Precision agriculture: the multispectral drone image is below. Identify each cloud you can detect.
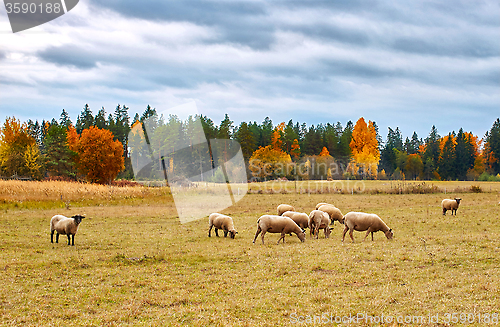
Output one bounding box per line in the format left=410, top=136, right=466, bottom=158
left=38, top=46, right=97, bottom=69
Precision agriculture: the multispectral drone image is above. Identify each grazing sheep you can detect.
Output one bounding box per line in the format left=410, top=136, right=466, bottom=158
left=208, top=213, right=238, bottom=239
left=441, top=198, right=461, bottom=215
left=317, top=204, right=344, bottom=225
left=342, top=212, right=393, bottom=242
left=315, top=202, right=333, bottom=210
left=277, top=204, right=295, bottom=216
left=282, top=211, right=309, bottom=230
left=253, top=215, right=306, bottom=244
left=308, top=210, right=332, bottom=239
left=50, top=214, right=85, bottom=246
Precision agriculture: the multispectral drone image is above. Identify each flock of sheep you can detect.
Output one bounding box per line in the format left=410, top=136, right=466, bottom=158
left=49, top=197, right=462, bottom=246
left=208, top=197, right=462, bottom=245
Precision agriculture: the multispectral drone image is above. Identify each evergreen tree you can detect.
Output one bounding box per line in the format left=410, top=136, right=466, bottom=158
left=94, top=107, right=107, bottom=129
left=338, top=121, right=353, bottom=163
left=423, top=125, right=440, bottom=179
left=234, top=122, right=256, bottom=161
left=324, top=123, right=340, bottom=157
left=76, top=104, right=94, bottom=134
left=283, top=120, right=298, bottom=153
left=218, top=114, right=233, bottom=139
left=260, top=117, right=273, bottom=147
left=454, top=128, right=475, bottom=180
left=380, top=127, right=403, bottom=175
left=485, top=119, right=500, bottom=174
left=439, top=133, right=456, bottom=180
left=59, top=109, right=72, bottom=128
left=44, top=124, right=75, bottom=179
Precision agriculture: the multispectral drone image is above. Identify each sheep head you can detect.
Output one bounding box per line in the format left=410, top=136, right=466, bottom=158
left=229, top=229, right=238, bottom=239
left=454, top=198, right=462, bottom=205
left=297, top=231, right=306, bottom=242
left=385, top=228, right=394, bottom=240
left=71, top=215, right=85, bottom=225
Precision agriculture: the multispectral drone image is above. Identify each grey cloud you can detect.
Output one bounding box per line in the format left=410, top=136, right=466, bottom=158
left=38, top=46, right=97, bottom=69
left=0, top=50, right=5, bottom=61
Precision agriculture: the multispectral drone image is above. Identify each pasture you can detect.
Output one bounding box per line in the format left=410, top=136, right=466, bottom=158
left=0, top=181, right=499, bottom=326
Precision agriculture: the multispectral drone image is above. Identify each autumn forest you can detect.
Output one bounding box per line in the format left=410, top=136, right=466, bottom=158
left=0, top=104, right=499, bottom=184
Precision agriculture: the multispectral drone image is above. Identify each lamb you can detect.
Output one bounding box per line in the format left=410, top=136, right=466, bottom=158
left=342, top=212, right=393, bottom=242
left=315, top=202, right=333, bottom=210
left=277, top=204, right=295, bottom=216
left=50, top=214, right=85, bottom=246
left=281, top=211, right=309, bottom=230
left=308, top=210, right=332, bottom=239
left=317, top=204, right=344, bottom=225
left=441, top=198, right=461, bottom=215
left=208, top=213, right=238, bottom=239
left=253, top=215, right=306, bottom=244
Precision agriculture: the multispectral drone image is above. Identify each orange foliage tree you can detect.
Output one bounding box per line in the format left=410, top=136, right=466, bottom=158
left=290, top=139, right=301, bottom=160
left=348, top=118, right=380, bottom=178
left=0, top=117, right=41, bottom=178
left=67, top=125, right=124, bottom=184
left=249, top=145, right=292, bottom=180
left=271, top=122, right=286, bottom=151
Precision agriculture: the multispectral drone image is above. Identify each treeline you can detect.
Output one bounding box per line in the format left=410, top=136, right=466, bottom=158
left=0, top=103, right=499, bottom=183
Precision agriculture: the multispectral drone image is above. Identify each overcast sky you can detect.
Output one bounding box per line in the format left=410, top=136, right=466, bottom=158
left=0, top=0, right=499, bottom=141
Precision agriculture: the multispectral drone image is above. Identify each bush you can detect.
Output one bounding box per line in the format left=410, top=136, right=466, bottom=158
left=470, top=185, right=482, bottom=193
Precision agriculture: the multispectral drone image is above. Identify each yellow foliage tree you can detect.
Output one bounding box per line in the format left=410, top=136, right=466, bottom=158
left=271, top=122, right=286, bottom=151
left=319, top=146, right=330, bottom=157
left=249, top=145, right=292, bottom=180
left=290, top=139, right=300, bottom=160
left=349, top=118, right=380, bottom=179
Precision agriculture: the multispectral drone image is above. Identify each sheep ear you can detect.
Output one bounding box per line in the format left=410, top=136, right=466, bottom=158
left=389, top=229, right=392, bottom=232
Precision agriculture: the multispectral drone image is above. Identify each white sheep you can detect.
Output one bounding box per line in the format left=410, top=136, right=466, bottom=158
left=315, top=202, right=333, bottom=210
left=208, top=213, right=238, bottom=239
left=281, top=211, right=309, bottom=230
left=308, top=210, right=332, bottom=239
left=50, top=214, right=85, bottom=246
left=317, top=204, right=344, bottom=225
left=253, top=215, right=306, bottom=244
left=342, top=212, right=393, bottom=242
left=277, top=204, right=295, bottom=216
left=441, top=198, right=461, bottom=215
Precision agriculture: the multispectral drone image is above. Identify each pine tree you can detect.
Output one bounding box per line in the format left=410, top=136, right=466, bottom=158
left=260, top=117, right=273, bottom=147
left=438, top=133, right=456, bottom=180
left=76, top=104, right=94, bottom=134
left=485, top=118, right=500, bottom=174
left=44, top=124, right=75, bottom=179
left=234, top=122, right=256, bottom=161
left=423, top=125, right=441, bottom=179
left=94, top=107, right=107, bottom=129
left=59, top=109, right=72, bottom=128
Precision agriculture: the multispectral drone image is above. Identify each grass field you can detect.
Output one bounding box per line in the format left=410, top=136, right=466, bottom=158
left=0, top=180, right=499, bottom=326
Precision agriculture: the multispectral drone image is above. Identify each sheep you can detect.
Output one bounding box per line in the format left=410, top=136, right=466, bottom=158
left=281, top=211, right=309, bottom=230
left=317, top=204, right=344, bottom=225
left=315, top=202, right=334, bottom=210
left=50, top=214, right=85, bottom=246
left=308, top=210, right=332, bottom=239
left=342, top=212, right=393, bottom=242
left=441, top=198, right=461, bottom=215
left=208, top=213, right=238, bottom=239
left=253, top=215, right=306, bottom=244
left=277, top=204, right=295, bottom=216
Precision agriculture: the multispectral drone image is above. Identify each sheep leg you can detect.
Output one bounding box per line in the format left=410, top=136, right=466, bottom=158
left=56, top=233, right=59, bottom=243
left=253, top=227, right=262, bottom=244
left=223, top=230, right=228, bottom=238
left=277, top=233, right=286, bottom=244
left=261, top=231, right=266, bottom=245
left=371, top=232, right=374, bottom=241
left=208, top=225, right=213, bottom=237
left=71, top=235, right=75, bottom=246
left=51, top=230, right=54, bottom=243
left=342, top=226, right=349, bottom=242
left=349, top=229, right=355, bottom=242
left=214, top=228, right=219, bottom=237
left=315, top=226, right=320, bottom=239
left=442, top=208, right=446, bottom=215
left=67, top=234, right=71, bottom=245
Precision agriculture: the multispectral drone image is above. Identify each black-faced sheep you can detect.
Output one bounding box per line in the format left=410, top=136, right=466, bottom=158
left=308, top=210, right=332, bottom=239
left=277, top=204, right=295, bottom=216
left=441, top=198, right=461, bottom=215
left=208, top=213, right=238, bottom=239
left=253, top=215, right=306, bottom=244
left=50, top=214, right=85, bottom=246
left=342, top=212, right=393, bottom=242
left=317, top=204, right=344, bottom=225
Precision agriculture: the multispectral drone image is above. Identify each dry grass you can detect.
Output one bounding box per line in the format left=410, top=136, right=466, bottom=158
left=0, top=181, right=499, bottom=326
